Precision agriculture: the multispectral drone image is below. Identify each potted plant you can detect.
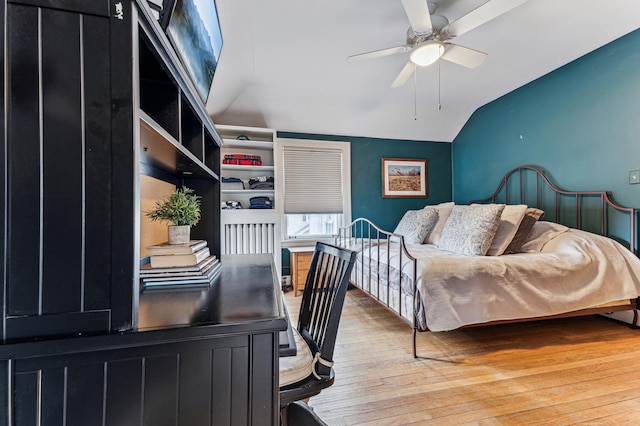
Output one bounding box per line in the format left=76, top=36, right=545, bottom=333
left=146, top=186, right=201, bottom=245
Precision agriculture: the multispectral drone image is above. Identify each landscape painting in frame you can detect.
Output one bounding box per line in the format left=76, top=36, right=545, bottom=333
left=166, top=0, right=223, bottom=102
left=381, top=158, right=427, bottom=198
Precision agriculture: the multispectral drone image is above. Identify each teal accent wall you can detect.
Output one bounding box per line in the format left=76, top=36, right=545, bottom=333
left=277, top=132, right=452, bottom=274
left=452, top=29, right=640, bottom=209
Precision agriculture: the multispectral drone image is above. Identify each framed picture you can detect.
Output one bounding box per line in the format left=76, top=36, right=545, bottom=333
left=381, top=158, right=428, bottom=198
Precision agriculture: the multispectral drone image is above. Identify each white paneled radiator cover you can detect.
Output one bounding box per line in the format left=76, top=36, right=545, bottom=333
left=221, top=211, right=281, bottom=277
left=224, top=222, right=276, bottom=255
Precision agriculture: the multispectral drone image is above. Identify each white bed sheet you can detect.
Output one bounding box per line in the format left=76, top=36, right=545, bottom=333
left=352, top=229, right=640, bottom=331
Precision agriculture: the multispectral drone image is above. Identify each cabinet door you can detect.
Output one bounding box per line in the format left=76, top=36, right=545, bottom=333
left=2, top=0, right=135, bottom=339
left=7, top=331, right=280, bottom=426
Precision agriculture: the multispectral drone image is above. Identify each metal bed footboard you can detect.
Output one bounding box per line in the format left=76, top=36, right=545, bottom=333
left=335, top=218, right=420, bottom=357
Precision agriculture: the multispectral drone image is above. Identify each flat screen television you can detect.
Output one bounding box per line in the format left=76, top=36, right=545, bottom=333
left=160, top=0, right=223, bottom=103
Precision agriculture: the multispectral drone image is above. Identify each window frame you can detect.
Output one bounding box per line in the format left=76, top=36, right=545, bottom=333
left=275, top=138, right=351, bottom=245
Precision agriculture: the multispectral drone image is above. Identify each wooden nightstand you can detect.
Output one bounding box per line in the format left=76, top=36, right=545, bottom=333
left=289, top=246, right=316, bottom=295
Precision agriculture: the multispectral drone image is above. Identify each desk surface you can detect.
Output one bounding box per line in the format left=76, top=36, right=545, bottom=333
left=0, top=254, right=289, bottom=361
left=138, top=254, right=286, bottom=332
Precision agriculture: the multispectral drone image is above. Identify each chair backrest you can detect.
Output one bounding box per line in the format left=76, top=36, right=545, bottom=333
left=297, top=242, right=356, bottom=377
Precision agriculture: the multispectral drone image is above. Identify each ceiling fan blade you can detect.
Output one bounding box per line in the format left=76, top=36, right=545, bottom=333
left=391, top=62, right=416, bottom=88
left=443, top=0, right=527, bottom=37
left=401, top=0, right=433, bottom=35
left=347, top=45, right=412, bottom=62
left=442, top=44, right=487, bottom=69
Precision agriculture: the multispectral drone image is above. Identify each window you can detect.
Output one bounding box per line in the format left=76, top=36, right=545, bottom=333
left=276, top=139, right=351, bottom=240
left=286, top=213, right=341, bottom=238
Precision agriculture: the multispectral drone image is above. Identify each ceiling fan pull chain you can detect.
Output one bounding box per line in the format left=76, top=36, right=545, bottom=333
left=413, top=67, right=418, bottom=120
left=437, top=60, right=442, bottom=111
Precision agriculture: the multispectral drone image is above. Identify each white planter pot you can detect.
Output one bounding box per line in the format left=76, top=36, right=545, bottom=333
left=168, top=225, right=190, bottom=245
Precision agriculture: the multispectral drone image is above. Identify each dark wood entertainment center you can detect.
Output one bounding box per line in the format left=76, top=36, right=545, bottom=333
left=0, top=0, right=285, bottom=424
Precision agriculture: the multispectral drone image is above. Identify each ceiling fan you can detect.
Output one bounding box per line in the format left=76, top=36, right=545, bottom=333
left=347, top=0, right=528, bottom=88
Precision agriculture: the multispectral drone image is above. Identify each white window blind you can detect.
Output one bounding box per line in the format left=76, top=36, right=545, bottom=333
left=283, top=147, right=344, bottom=214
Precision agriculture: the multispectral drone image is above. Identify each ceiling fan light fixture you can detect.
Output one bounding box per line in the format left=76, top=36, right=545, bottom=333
left=410, top=42, right=445, bottom=67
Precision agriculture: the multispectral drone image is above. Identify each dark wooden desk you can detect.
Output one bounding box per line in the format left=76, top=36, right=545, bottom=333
left=139, top=254, right=284, bottom=330
left=0, top=254, right=286, bottom=426
left=139, top=253, right=295, bottom=356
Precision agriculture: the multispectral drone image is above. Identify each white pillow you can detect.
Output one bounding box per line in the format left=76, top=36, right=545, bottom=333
left=436, top=204, right=505, bottom=256
left=486, top=204, right=528, bottom=256
left=394, top=209, right=439, bottom=244
left=423, top=202, right=455, bottom=244
left=519, top=221, right=569, bottom=253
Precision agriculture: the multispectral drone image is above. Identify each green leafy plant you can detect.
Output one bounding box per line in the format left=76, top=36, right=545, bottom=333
left=146, top=187, right=201, bottom=226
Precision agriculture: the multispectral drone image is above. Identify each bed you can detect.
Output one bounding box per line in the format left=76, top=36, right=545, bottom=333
left=335, top=166, right=640, bottom=357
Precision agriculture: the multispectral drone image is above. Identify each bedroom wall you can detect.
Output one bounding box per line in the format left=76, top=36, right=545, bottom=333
left=452, top=29, right=640, bottom=210
left=277, top=132, right=452, bottom=274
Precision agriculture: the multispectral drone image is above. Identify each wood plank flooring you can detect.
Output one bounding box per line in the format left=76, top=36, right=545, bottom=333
left=284, top=287, right=640, bottom=425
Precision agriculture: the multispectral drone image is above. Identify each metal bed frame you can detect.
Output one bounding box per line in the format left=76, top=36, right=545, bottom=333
left=336, top=166, right=640, bottom=358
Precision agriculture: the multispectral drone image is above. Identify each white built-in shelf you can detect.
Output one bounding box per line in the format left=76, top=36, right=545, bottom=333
left=215, top=124, right=275, bottom=142
left=221, top=189, right=275, bottom=195
left=220, top=208, right=278, bottom=216
left=216, top=124, right=281, bottom=276
left=221, top=164, right=274, bottom=173
left=221, top=208, right=279, bottom=221
left=222, top=139, right=274, bottom=150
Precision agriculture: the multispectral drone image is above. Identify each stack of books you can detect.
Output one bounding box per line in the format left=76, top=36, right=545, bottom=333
left=140, top=240, right=221, bottom=289
left=222, top=153, right=262, bottom=165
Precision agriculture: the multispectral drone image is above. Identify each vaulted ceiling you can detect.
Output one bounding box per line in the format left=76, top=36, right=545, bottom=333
left=207, top=0, right=640, bottom=142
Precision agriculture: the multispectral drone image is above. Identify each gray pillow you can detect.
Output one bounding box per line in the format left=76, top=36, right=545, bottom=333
left=436, top=204, right=505, bottom=256
left=394, top=209, right=439, bottom=244
left=505, top=208, right=545, bottom=253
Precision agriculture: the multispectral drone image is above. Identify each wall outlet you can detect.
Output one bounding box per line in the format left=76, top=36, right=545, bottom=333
left=630, top=170, right=640, bottom=185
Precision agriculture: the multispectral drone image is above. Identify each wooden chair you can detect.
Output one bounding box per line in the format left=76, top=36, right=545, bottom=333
left=279, top=242, right=356, bottom=409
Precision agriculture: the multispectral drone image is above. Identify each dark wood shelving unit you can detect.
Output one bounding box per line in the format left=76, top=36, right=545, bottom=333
left=136, top=5, right=222, bottom=259
left=137, top=26, right=220, bottom=178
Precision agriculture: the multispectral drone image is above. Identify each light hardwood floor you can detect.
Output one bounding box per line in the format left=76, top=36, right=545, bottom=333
left=284, top=287, right=640, bottom=425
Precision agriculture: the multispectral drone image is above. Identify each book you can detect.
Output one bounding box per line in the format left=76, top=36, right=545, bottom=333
left=143, top=274, right=212, bottom=283
left=150, top=247, right=210, bottom=268
left=141, top=259, right=222, bottom=290
left=146, top=240, right=207, bottom=256
left=142, top=259, right=221, bottom=282
left=142, top=279, right=212, bottom=290
left=140, top=255, right=217, bottom=276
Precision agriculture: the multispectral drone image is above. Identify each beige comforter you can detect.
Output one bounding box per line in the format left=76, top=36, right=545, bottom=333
left=364, top=229, right=640, bottom=331
left=360, top=229, right=640, bottom=331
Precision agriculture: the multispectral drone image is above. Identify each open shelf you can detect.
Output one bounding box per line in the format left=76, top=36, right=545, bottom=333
left=222, top=140, right=274, bottom=150
left=217, top=126, right=275, bottom=143
left=220, top=164, right=274, bottom=173
left=221, top=189, right=275, bottom=195
left=221, top=208, right=278, bottom=217
left=139, top=111, right=219, bottom=180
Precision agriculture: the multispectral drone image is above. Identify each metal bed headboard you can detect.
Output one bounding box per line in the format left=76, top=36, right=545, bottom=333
left=470, top=165, right=638, bottom=254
